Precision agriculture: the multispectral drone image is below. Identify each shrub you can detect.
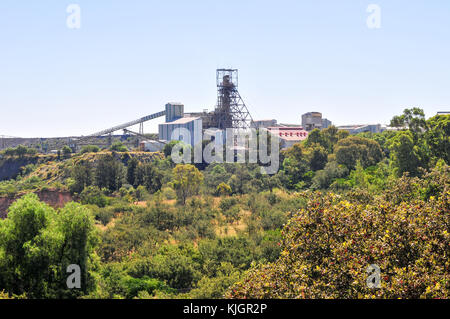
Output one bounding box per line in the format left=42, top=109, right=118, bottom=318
left=227, top=167, right=450, bottom=299
left=135, top=185, right=149, bottom=201
left=311, top=162, right=348, bottom=190
left=335, top=136, right=383, bottom=170
left=222, top=206, right=241, bottom=224
left=216, top=182, right=232, bottom=196
left=161, top=187, right=176, bottom=200
left=80, top=145, right=100, bottom=154
left=260, top=210, right=287, bottom=231
left=110, top=142, right=128, bottom=152
left=80, top=186, right=109, bottom=208
left=123, top=276, right=173, bottom=299
left=62, top=145, right=73, bottom=158
left=219, top=197, right=238, bottom=212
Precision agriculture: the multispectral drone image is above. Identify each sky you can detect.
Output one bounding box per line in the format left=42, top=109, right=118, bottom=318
left=0, top=0, right=449, bottom=138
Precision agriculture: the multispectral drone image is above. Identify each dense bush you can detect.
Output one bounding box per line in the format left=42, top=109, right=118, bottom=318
left=1, top=111, right=448, bottom=300
left=110, top=142, right=128, bottom=152
left=1, top=145, right=38, bottom=157
left=80, top=186, right=109, bottom=208
left=95, top=154, right=126, bottom=192
left=311, top=162, right=348, bottom=190
left=80, top=145, right=100, bottom=154
left=0, top=194, right=98, bottom=298
left=227, top=166, right=449, bottom=299
left=335, top=136, right=383, bottom=170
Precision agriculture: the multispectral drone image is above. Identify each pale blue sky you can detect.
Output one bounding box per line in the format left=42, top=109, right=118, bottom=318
left=1, top=0, right=449, bottom=137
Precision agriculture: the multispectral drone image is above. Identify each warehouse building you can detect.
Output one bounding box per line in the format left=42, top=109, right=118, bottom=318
left=158, top=102, right=203, bottom=148
left=251, top=119, right=277, bottom=129
left=301, top=112, right=332, bottom=131
left=337, top=124, right=383, bottom=134
left=159, top=116, right=202, bottom=148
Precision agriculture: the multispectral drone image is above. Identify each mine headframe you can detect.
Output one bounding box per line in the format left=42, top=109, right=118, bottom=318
left=212, top=69, right=253, bottom=130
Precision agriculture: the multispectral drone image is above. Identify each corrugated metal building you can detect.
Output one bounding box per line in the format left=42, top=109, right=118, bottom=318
left=251, top=119, right=277, bottom=129
left=165, top=103, right=184, bottom=122
left=159, top=117, right=203, bottom=148
left=337, top=124, right=383, bottom=134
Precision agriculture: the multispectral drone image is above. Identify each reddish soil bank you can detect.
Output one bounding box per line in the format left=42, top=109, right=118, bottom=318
left=0, top=190, right=73, bottom=218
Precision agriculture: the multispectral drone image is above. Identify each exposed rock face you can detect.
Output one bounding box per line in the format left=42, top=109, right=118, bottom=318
left=0, top=190, right=73, bottom=218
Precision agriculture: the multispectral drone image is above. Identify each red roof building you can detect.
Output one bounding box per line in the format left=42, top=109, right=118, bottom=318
left=267, top=126, right=309, bottom=149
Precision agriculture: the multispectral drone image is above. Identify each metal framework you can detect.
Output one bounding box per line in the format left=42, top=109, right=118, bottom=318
left=212, top=69, right=253, bottom=130
left=89, top=110, right=166, bottom=137
left=123, top=128, right=147, bottom=140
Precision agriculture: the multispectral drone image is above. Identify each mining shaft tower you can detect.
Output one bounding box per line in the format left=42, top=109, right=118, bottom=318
left=212, top=69, right=253, bottom=130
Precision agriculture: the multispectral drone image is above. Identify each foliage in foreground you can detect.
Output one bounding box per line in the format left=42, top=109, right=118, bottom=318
left=227, top=165, right=449, bottom=299
left=0, top=194, right=99, bottom=298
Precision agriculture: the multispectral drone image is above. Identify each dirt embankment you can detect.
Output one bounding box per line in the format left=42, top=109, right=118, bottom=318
left=0, top=190, right=73, bottom=218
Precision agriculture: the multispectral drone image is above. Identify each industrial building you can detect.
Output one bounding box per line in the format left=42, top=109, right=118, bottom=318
left=159, top=117, right=202, bottom=148
left=204, top=128, right=225, bottom=145
left=251, top=119, right=277, bottom=129
left=301, top=112, right=332, bottom=131
left=337, top=124, right=384, bottom=134
left=164, top=102, right=184, bottom=123
left=322, top=118, right=332, bottom=129
left=139, top=140, right=167, bottom=152
left=184, top=110, right=215, bottom=130
left=267, top=126, right=308, bottom=149
left=66, top=70, right=324, bottom=154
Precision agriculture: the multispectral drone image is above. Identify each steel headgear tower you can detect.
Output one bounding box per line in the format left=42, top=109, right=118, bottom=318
left=212, top=69, right=253, bottom=130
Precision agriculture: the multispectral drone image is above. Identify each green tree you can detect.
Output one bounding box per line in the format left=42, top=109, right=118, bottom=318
left=0, top=194, right=56, bottom=297
left=135, top=162, right=163, bottom=194
left=281, top=144, right=311, bottom=189
left=311, top=161, right=348, bottom=190
left=80, top=145, right=100, bottom=154
left=15, top=145, right=29, bottom=157
left=80, top=186, right=109, bottom=207
left=110, top=142, right=128, bottom=152
left=305, top=129, right=326, bottom=149
left=204, top=164, right=232, bottom=191
left=388, top=131, right=422, bottom=176
left=227, top=168, right=449, bottom=299
left=94, top=154, right=125, bottom=192
left=308, top=143, right=328, bottom=171
left=216, top=182, right=232, bottom=196
left=334, top=136, right=383, bottom=170
left=70, top=161, right=93, bottom=194
left=172, top=164, right=204, bottom=204
left=350, top=160, right=369, bottom=189
left=126, top=157, right=139, bottom=186
left=0, top=194, right=98, bottom=298
left=390, top=108, right=426, bottom=137
left=424, top=115, right=450, bottom=164
left=62, top=146, right=73, bottom=158
left=54, top=202, right=99, bottom=298
left=163, top=140, right=182, bottom=158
